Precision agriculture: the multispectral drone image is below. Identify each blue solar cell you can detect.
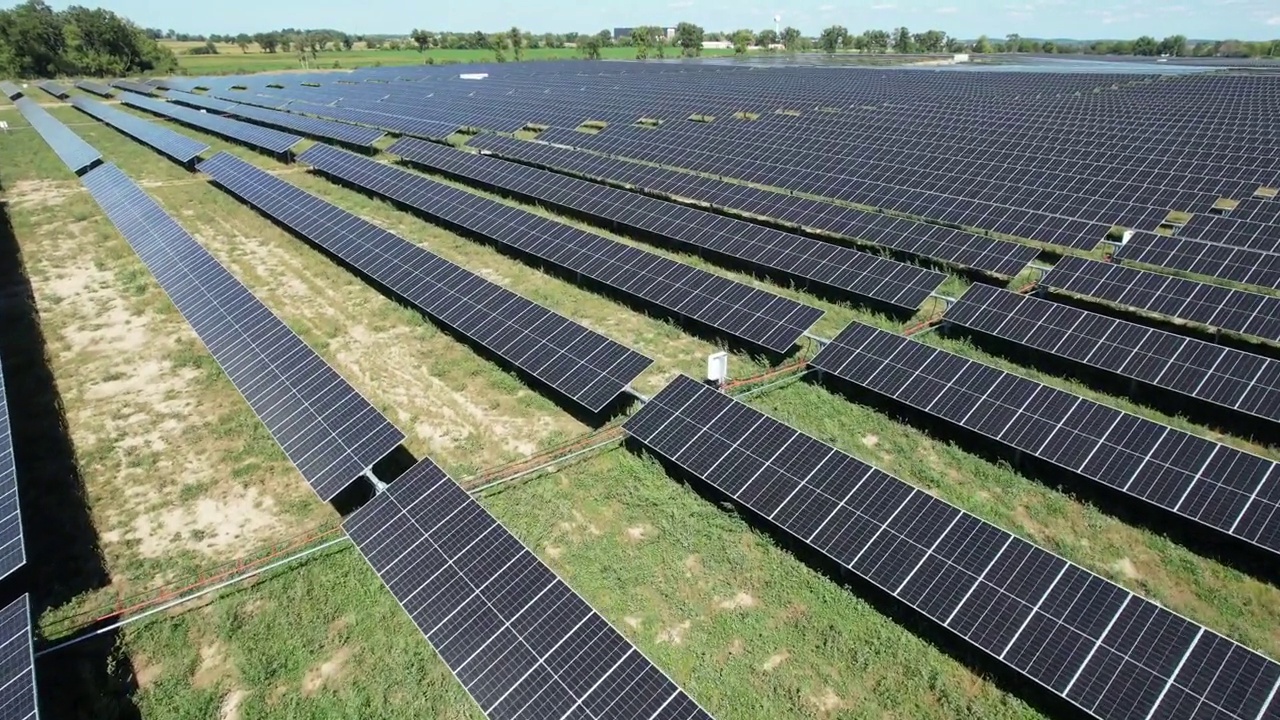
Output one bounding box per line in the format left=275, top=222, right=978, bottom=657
left=13, top=97, right=101, bottom=174
left=121, top=95, right=301, bottom=154
left=71, top=96, right=209, bottom=164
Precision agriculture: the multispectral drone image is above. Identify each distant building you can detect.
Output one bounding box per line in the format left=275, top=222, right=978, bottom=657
left=613, top=27, right=677, bottom=40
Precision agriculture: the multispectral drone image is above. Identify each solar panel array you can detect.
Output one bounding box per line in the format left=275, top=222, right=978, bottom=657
left=944, top=284, right=1280, bottom=425
left=809, top=321, right=1280, bottom=555
left=36, top=81, right=67, bottom=99
left=345, top=458, right=713, bottom=720
left=1114, top=231, right=1280, bottom=291
left=0, top=81, right=21, bottom=100
left=470, top=134, right=1040, bottom=278
left=0, top=595, right=39, bottom=719
left=172, top=93, right=385, bottom=148
left=297, top=143, right=824, bottom=353
left=1042, top=257, right=1280, bottom=345
left=12, top=97, right=101, bottom=175
left=0, top=356, right=26, bottom=581
left=80, top=162, right=404, bottom=500
left=391, top=137, right=945, bottom=311
left=625, top=374, right=1280, bottom=720
left=70, top=96, right=209, bottom=164
left=199, top=150, right=651, bottom=412
left=111, top=79, right=157, bottom=96
left=121, top=95, right=301, bottom=155
left=74, top=80, right=113, bottom=97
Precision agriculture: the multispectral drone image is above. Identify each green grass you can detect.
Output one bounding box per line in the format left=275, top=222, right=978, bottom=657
left=170, top=46, right=736, bottom=75
left=5, top=89, right=1280, bottom=720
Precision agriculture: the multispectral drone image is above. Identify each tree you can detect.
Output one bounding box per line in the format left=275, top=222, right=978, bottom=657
left=893, top=26, right=912, bottom=53
left=340, top=33, right=354, bottom=51
left=579, top=35, right=602, bottom=60
left=235, top=32, right=251, bottom=53
left=0, top=1, right=177, bottom=78
left=862, top=29, right=890, bottom=53
left=946, top=37, right=965, bottom=53
left=913, top=29, right=946, bottom=53
left=488, top=33, right=507, bottom=62
left=1133, top=35, right=1158, bottom=56
left=974, top=34, right=993, bottom=53
left=1041, top=40, right=1057, bottom=53
left=281, top=36, right=292, bottom=52
left=508, top=26, right=524, bottom=61
left=819, top=25, right=848, bottom=54
left=731, top=28, right=753, bottom=55
left=410, top=28, right=430, bottom=52
left=634, top=25, right=663, bottom=59
left=1005, top=33, right=1020, bottom=52
left=781, top=26, right=802, bottom=51
left=1158, top=34, right=1187, bottom=56
left=596, top=28, right=612, bottom=47
left=756, top=28, right=777, bottom=48
left=675, top=21, right=703, bottom=57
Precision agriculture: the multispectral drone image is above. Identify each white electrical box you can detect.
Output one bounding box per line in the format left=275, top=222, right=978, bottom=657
left=706, top=351, right=729, bottom=384
left=459, top=73, right=489, bottom=80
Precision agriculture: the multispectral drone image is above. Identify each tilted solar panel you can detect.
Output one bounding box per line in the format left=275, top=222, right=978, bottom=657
left=36, top=81, right=67, bottom=99
left=13, top=97, right=101, bottom=175
left=75, top=80, right=113, bottom=97
left=70, top=96, right=209, bottom=164
left=296, top=144, right=823, bottom=354
left=0, top=595, right=39, bottom=719
left=345, top=458, right=714, bottom=720
left=80, top=163, right=404, bottom=501
left=809, top=322, right=1280, bottom=555
left=391, top=137, right=945, bottom=312
left=111, top=79, right=156, bottom=96
left=121, top=95, right=301, bottom=155
left=166, top=93, right=235, bottom=113
left=1115, top=232, right=1280, bottom=291
left=0, top=81, right=22, bottom=100
left=284, top=102, right=461, bottom=141
left=625, top=374, right=1280, bottom=720
left=944, top=284, right=1280, bottom=425
left=199, top=151, right=651, bottom=412
left=469, top=134, right=1040, bottom=278
left=219, top=102, right=385, bottom=148
left=1042, top=257, right=1280, bottom=345
left=0, top=356, right=26, bottom=581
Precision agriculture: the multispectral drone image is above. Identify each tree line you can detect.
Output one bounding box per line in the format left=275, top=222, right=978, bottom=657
left=0, top=0, right=175, bottom=77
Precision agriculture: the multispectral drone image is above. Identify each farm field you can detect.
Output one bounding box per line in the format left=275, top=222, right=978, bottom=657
left=162, top=41, right=735, bottom=74
left=0, top=59, right=1278, bottom=720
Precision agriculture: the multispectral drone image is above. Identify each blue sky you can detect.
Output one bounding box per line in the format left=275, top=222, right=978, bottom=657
left=45, top=0, right=1279, bottom=40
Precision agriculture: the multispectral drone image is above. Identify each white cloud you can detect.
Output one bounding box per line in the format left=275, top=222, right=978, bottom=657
left=935, top=5, right=959, bottom=12
left=818, top=3, right=836, bottom=9
left=869, top=2, right=897, bottom=9
left=1006, top=10, right=1033, bottom=18
left=667, top=0, right=693, bottom=7
left=1267, top=15, right=1280, bottom=23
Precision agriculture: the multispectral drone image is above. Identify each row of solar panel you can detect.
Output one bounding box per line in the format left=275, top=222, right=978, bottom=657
left=391, top=137, right=946, bottom=312
left=168, top=92, right=386, bottom=148
left=626, top=374, right=1280, bottom=720
left=122, top=95, right=302, bottom=155
left=295, top=143, right=824, bottom=354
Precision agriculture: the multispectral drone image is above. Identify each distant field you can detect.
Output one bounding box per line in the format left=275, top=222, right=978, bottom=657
left=162, top=41, right=735, bottom=74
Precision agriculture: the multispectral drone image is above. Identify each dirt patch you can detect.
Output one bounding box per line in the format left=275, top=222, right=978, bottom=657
left=5, top=178, right=81, bottom=209
left=717, top=592, right=758, bottom=611
left=133, top=655, right=163, bottom=689
left=807, top=687, right=845, bottom=714
left=1012, top=505, right=1048, bottom=541
left=544, top=544, right=564, bottom=559
left=193, top=641, right=230, bottom=689
left=624, top=616, right=643, bottom=629
left=682, top=554, right=702, bottom=576
left=761, top=649, right=790, bottom=671
left=302, top=646, right=352, bottom=696
left=558, top=510, right=603, bottom=538
left=624, top=525, right=651, bottom=542
left=219, top=689, right=247, bottom=720
left=861, top=434, right=879, bottom=448
left=1110, top=557, right=1142, bottom=581
left=132, top=487, right=283, bottom=558
left=656, top=621, right=691, bottom=645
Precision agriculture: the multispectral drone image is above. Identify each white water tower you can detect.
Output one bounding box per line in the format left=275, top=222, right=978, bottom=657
left=774, top=14, right=781, bottom=36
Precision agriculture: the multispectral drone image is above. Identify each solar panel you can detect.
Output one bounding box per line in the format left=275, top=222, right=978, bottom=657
left=167, top=93, right=235, bottom=113
left=0, top=355, right=26, bottom=581
left=469, top=134, right=1040, bottom=278
left=80, top=163, right=404, bottom=500
left=197, top=151, right=651, bottom=412
left=12, top=97, right=101, bottom=175
left=1041, top=257, right=1280, bottom=345
left=390, top=138, right=946, bottom=312
left=0, top=81, right=22, bottom=100
left=809, top=321, right=1280, bottom=555
left=218, top=102, right=385, bottom=148
left=70, top=96, right=209, bottom=164
left=36, top=81, right=67, bottom=99
left=0, top=594, right=38, bottom=719
left=344, top=458, right=714, bottom=720
left=296, top=144, right=823, bottom=354
left=121, top=95, right=301, bottom=155
left=624, top=374, right=1280, bottom=720
left=74, top=80, right=114, bottom=98
left=281, top=102, right=462, bottom=141
left=944, top=284, right=1280, bottom=425
left=1115, top=232, right=1280, bottom=291
left=111, top=79, right=157, bottom=96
